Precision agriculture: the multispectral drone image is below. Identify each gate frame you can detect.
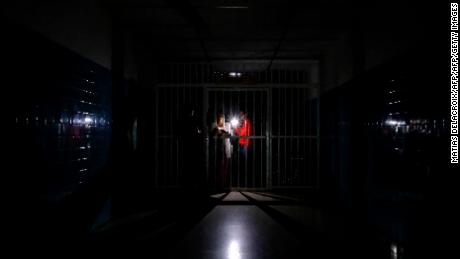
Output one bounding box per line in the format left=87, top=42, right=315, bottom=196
left=154, top=82, right=320, bottom=191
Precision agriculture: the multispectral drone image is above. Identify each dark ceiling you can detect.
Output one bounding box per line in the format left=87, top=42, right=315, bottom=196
left=105, top=0, right=425, bottom=71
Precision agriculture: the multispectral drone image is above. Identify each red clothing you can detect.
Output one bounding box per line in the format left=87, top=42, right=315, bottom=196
left=235, top=119, right=251, bottom=147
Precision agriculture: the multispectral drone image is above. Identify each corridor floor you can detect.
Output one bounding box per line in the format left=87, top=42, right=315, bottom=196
left=174, top=192, right=303, bottom=258
left=91, top=191, right=419, bottom=259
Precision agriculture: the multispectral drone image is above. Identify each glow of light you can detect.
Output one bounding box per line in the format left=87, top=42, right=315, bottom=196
left=227, top=240, right=241, bottom=259
left=84, top=117, right=92, bottom=123
left=231, top=117, right=239, bottom=127
left=385, top=119, right=406, bottom=126
left=229, top=72, right=242, bottom=78
left=391, top=243, right=398, bottom=259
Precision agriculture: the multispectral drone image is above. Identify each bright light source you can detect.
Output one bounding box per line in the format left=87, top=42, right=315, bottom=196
left=84, top=117, right=92, bottom=123
left=227, top=240, right=241, bottom=259
left=231, top=117, right=239, bottom=127
left=385, top=119, right=406, bottom=126
left=391, top=243, right=399, bottom=259
left=229, top=72, right=242, bottom=78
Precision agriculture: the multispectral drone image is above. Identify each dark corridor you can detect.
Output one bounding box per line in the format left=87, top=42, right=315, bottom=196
left=5, top=0, right=456, bottom=258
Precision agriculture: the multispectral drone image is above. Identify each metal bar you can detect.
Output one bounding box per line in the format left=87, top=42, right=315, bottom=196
left=191, top=63, right=194, bottom=85
left=203, top=87, right=209, bottom=189
left=187, top=63, right=191, bottom=85
left=310, top=90, right=314, bottom=186
left=155, top=83, right=321, bottom=88
left=277, top=88, right=281, bottom=187
left=302, top=87, right=306, bottom=137
left=222, top=90, right=226, bottom=122
left=291, top=73, right=296, bottom=184
left=291, top=88, right=295, bottom=185
left=155, top=87, right=159, bottom=187
left=176, top=86, right=180, bottom=185
left=316, top=88, right=321, bottom=190
left=284, top=87, right=287, bottom=185
left=169, top=88, right=173, bottom=185
left=237, top=89, right=240, bottom=189
left=171, top=63, right=174, bottom=84
left=230, top=90, right=233, bottom=189
left=196, top=63, right=199, bottom=85
left=284, top=69, right=287, bottom=84
left=176, top=64, right=180, bottom=84
left=296, top=88, right=300, bottom=185
left=253, top=90, right=256, bottom=188
left=214, top=90, right=217, bottom=189
left=267, top=88, right=272, bottom=190
left=273, top=135, right=317, bottom=139
left=170, top=64, right=173, bottom=84
left=302, top=87, right=307, bottom=185
left=203, top=64, right=206, bottom=84
left=167, top=89, right=172, bottom=184
left=245, top=90, right=248, bottom=189
left=200, top=64, right=203, bottom=84
left=178, top=63, right=182, bottom=85
left=157, top=135, right=269, bottom=139
left=208, top=64, right=212, bottom=83
left=207, top=136, right=267, bottom=140
left=260, top=91, right=263, bottom=188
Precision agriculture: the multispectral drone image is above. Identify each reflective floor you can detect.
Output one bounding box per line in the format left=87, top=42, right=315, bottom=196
left=89, top=191, right=436, bottom=259
left=176, top=205, right=301, bottom=259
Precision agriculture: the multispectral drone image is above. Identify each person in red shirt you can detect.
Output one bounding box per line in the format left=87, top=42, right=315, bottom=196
left=234, top=111, right=251, bottom=156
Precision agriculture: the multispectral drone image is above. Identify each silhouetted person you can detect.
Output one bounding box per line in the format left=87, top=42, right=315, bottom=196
left=180, top=105, right=204, bottom=191
left=211, top=113, right=232, bottom=191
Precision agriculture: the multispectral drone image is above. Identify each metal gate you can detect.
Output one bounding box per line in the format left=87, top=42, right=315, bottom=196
left=153, top=63, right=319, bottom=191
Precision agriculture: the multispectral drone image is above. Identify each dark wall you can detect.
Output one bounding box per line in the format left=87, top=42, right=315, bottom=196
left=7, top=20, right=113, bottom=240
left=318, top=40, right=454, bottom=256
left=319, top=49, right=450, bottom=208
